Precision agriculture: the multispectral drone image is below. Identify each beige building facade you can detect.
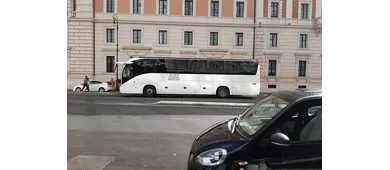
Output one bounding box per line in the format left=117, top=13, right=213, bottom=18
left=67, top=0, right=322, bottom=93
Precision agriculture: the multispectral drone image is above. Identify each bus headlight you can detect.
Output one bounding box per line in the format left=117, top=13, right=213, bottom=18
left=195, top=148, right=227, bottom=166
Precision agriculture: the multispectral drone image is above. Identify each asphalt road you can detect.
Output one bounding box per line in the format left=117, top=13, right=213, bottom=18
left=67, top=94, right=252, bottom=170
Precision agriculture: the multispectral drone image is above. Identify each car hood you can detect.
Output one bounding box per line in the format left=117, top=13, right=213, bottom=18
left=191, top=119, right=249, bottom=155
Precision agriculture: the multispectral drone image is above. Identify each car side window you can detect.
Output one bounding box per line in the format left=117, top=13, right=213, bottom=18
left=269, top=100, right=322, bottom=142
left=90, top=81, right=101, bottom=84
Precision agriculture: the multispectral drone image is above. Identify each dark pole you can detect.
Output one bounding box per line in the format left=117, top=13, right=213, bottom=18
left=113, top=14, right=119, bottom=91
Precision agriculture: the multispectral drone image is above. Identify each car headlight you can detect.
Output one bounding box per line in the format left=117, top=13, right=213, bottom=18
left=195, top=148, right=227, bottom=166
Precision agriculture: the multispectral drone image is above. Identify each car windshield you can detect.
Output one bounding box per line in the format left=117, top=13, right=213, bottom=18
left=237, top=94, right=290, bottom=136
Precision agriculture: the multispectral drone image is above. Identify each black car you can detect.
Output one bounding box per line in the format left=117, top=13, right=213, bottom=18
left=187, top=90, right=322, bottom=170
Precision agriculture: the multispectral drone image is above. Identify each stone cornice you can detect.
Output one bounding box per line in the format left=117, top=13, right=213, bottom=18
left=67, top=19, right=318, bottom=29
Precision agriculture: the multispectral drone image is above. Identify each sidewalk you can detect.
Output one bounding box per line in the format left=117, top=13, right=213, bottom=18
left=67, top=90, right=270, bottom=99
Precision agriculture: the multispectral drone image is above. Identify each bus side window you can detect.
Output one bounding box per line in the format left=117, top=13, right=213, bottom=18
left=156, top=59, right=167, bottom=73
left=225, top=61, right=234, bottom=74
left=238, top=61, right=257, bottom=75
left=214, top=61, right=224, bottom=74
left=197, top=60, right=208, bottom=74
left=206, top=60, right=216, bottom=74
left=232, top=61, right=243, bottom=74
left=189, top=60, right=200, bottom=74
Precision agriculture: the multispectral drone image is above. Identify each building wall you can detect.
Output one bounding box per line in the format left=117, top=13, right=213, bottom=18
left=67, top=0, right=322, bottom=93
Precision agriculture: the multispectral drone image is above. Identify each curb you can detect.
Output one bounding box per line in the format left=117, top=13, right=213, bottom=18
left=154, top=101, right=254, bottom=107
left=67, top=91, right=271, bottom=99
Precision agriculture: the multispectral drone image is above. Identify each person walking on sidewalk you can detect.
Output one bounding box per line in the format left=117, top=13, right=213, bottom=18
left=82, top=76, right=90, bottom=92
left=110, top=78, right=115, bottom=90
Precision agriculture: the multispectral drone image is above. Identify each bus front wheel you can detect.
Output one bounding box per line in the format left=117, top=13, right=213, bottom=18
left=143, top=85, right=156, bottom=97
left=216, top=87, right=230, bottom=98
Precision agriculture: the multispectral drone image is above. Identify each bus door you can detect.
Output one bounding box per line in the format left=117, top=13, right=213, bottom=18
left=156, top=59, right=176, bottom=94
left=122, top=64, right=134, bottom=85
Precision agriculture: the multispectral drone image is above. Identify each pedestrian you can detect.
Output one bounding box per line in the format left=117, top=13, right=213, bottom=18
left=110, top=78, right=115, bottom=89
left=82, top=76, right=90, bottom=92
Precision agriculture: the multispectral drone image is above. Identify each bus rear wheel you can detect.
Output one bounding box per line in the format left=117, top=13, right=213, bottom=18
left=216, top=87, right=230, bottom=98
left=143, top=85, right=156, bottom=97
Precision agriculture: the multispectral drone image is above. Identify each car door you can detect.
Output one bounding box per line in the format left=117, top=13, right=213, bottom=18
left=89, top=81, right=100, bottom=91
left=261, top=99, right=322, bottom=169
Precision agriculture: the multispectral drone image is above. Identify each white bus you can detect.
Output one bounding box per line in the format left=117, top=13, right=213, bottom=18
left=117, top=57, right=260, bottom=98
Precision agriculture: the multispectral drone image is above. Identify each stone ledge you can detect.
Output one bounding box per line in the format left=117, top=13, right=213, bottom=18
left=155, top=50, right=172, bottom=54
left=199, top=48, right=229, bottom=53
left=121, top=46, right=153, bottom=51
left=230, top=51, right=248, bottom=55
left=180, top=51, right=197, bottom=54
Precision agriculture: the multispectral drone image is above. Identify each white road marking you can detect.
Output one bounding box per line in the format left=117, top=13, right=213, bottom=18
left=154, top=101, right=254, bottom=107
left=166, top=131, right=198, bottom=134
left=170, top=117, right=200, bottom=121
left=67, top=155, right=115, bottom=170
left=97, top=102, right=146, bottom=106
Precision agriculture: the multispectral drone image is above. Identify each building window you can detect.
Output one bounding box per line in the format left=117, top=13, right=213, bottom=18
left=299, top=34, right=308, bottom=48
left=298, top=60, right=307, bottom=77
left=268, top=60, right=277, bottom=76
left=298, top=85, right=307, bottom=89
left=106, top=0, right=115, bottom=13
left=210, top=32, right=219, bottom=46
left=133, top=0, right=142, bottom=14
left=106, top=29, right=115, bottom=43
left=269, top=33, right=278, bottom=47
left=159, top=0, right=168, bottom=15
left=133, top=29, right=142, bottom=44
left=236, top=1, right=244, bottom=17
left=159, top=30, right=168, bottom=45
left=106, top=56, right=115, bottom=72
left=185, top=0, right=194, bottom=16
left=235, top=33, right=243, bottom=46
left=301, top=3, right=309, bottom=19
left=271, top=2, right=279, bottom=18
left=184, top=31, right=193, bottom=45
left=210, top=0, right=219, bottom=17
left=72, top=0, right=76, bottom=11
left=268, top=85, right=277, bottom=89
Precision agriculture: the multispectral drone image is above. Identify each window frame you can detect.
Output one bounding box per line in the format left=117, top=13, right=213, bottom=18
left=106, top=28, right=115, bottom=43
left=184, top=0, right=194, bottom=16
left=269, top=33, right=278, bottom=47
left=210, top=0, right=220, bottom=17
left=184, top=31, right=194, bottom=46
left=209, top=32, right=219, bottom=46
left=106, top=0, right=116, bottom=13
left=158, top=30, right=168, bottom=45
left=271, top=2, right=279, bottom=18
left=132, top=0, right=142, bottom=14
left=235, top=1, right=245, bottom=17
left=301, top=3, right=309, bottom=19
left=132, top=29, right=142, bottom=44
left=235, top=32, right=244, bottom=46
left=106, top=56, right=115, bottom=73
left=299, top=34, right=308, bottom=48
left=158, top=0, right=168, bottom=15
left=298, top=60, right=307, bottom=77
left=268, top=60, right=277, bottom=76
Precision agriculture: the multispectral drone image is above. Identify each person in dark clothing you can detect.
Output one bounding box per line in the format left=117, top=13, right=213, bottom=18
left=82, top=76, right=90, bottom=91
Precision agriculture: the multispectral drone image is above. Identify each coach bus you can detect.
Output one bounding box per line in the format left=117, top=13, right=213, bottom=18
left=116, top=57, right=260, bottom=98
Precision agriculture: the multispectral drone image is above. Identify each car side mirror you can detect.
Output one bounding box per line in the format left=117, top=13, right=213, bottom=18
left=270, top=133, right=290, bottom=146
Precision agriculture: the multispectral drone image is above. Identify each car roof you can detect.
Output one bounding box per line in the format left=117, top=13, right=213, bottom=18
left=269, top=89, right=322, bottom=103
